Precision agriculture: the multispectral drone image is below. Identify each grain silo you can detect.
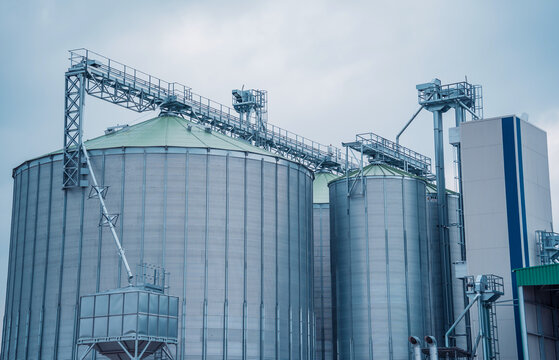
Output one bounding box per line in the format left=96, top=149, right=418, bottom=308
left=312, top=171, right=337, bottom=360
left=329, top=163, right=429, bottom=360
left=2, top=115, right=314, bottom=360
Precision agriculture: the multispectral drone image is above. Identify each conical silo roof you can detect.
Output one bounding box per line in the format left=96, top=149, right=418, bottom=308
left=313, top=171, right=337, bottom=204
left=81, top=115, right=276, bottom=155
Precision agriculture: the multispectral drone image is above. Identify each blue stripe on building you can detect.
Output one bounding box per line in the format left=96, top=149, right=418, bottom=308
left=501, top=116, right=523, bottom=360
left=515, top=117, right=530, bottom=267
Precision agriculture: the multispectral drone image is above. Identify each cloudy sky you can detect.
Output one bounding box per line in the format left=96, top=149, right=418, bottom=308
left=1, top=0, right=558, bottom=335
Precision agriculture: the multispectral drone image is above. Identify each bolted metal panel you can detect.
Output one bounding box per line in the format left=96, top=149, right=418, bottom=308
left=4, top=145, right=313, bottom=360
left=329, top=174, right=430, bottom=360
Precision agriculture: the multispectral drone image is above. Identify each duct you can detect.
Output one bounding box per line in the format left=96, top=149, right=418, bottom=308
left=408, top=336, right=422, bottom=360
left=395, top=105, right=425, bottom=146
left=425, top=336, right=438, bottom=360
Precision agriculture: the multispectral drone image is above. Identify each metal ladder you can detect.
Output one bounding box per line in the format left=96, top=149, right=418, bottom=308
left=487, top=303, right=500, bottom=360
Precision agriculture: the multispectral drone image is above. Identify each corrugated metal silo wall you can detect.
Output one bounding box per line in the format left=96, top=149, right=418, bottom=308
left=1, top=147, right=314, bottom=360
left=329, top=175, right=429, bottom=360
left=313, top=203, right=335, bottom=360
left=425, top=195, right=444, bottom=342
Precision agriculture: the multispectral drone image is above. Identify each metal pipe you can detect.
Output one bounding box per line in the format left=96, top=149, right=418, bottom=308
left=396, top=105, right=424, bottom=145
left=82, top=143, right=134, bottom=283
left=408, top=336, right=422, bottom=360
left=456, top=99, right=479, bottom=119
left=472, top=333, right=481, bottom=356
left=424, top=336, right=438, bottom=360
left=518, top=286, right=530, bottom=359
left=433, top=109, right=454, bottom=331
left=479, top=296, right=491, bottom=359
left=445, top=294, right=480, bottom=347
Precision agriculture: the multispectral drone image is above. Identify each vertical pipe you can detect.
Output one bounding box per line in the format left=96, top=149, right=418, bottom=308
left=202, top=151, right=209, bottom=360
left=275, top=160, right=280, bottom=360
left=425, top=336, right=438, bottom=360
left=181, top=152, right=189, bottom=360
left=298, top=170, right=302, bottom=360
left=408, top=336, right=422, bottom=360
left=223, top=153, right=229, bottom=360
left=454, top=106, right=472, bottom=352
left=364, top=175, right=373, bottom=359
left=453, top=107, right=466, bottom=262
left=517, top=286, right=530, bottom=360
left=478, top=299, right=490, bottom=359
left=242, top=156, right=248, bottom=360
left=433, top=110, right=454, bottom=332
left=260, top=159, right=265, bottom=360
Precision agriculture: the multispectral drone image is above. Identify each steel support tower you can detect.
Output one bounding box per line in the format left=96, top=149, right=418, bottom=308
left=415, top=79, right=483, bottom=344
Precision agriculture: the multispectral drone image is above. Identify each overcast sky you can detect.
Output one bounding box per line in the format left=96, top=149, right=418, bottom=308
left=1, top=0, right=558, bottom=338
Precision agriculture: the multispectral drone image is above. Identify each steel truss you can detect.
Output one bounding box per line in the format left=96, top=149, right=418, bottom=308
left=63, top=70, right=86, bottom=188
left=343, top=132, right=432, bottom=177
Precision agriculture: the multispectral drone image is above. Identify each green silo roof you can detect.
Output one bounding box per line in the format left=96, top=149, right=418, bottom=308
left=329, top=163, right=457, bottom=195
left=48, top=116, right=278, bottom=157
left=514, top=263, right=559, bottom=286
left=330, top=163, right=416, bottom=182
left=80, top=116, right=276, bottom=156
left=313, top=171, right=337, bottom=204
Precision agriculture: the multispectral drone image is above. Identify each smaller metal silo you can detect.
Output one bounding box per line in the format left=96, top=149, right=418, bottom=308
left=425, top=184, right=469, bottom=350
left=329, top=163, right=429, bottom=360
left=313, top=171, right=338, bottom=360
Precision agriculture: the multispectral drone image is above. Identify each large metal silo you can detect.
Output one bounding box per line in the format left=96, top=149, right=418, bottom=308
left=313, top=171, right=337, bottom=360
left=329, top=164, right=429, bottom=360
left=1, top=115, right=314, bottom=360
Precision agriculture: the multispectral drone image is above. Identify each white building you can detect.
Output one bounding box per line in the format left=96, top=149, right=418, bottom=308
left=459, top=115, right=554, bottom=359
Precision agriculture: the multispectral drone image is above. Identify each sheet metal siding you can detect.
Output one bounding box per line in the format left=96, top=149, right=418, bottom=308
left=3, top=148, right=313, bottom=360
left=515, top=264, right=559, bottom=286
left=313, top=203, right=335, bottom=360
left=329, top=176, right=428, bottom=360
left=425, top=196, right=444, bottom=342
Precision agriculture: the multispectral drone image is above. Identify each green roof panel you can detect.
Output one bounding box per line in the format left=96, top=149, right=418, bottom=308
left=313, top=171, right=337, bottom=204
left=514, top=263, right=559, bottom=286
left=52, top=116, right=277, bottom=157
left=328, top=163, right=457, bottom=195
